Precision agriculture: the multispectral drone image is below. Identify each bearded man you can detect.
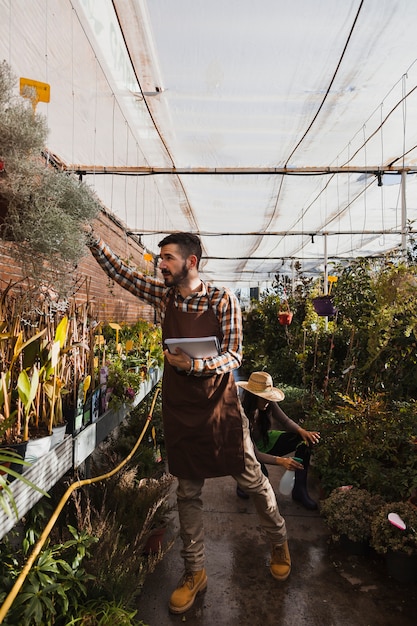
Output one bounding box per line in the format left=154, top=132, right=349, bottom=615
left=87, top=231, right=291, bottom=614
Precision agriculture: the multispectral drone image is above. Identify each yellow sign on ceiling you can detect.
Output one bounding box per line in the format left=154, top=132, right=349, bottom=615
left=19, top=77, right=50, bottom=110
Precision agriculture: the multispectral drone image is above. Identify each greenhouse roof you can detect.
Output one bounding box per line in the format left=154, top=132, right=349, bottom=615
left=2, top=0, right=417, bottom=288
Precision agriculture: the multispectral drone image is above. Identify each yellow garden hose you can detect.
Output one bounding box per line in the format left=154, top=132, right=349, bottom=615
left=0, top=386, right=160, bottom=623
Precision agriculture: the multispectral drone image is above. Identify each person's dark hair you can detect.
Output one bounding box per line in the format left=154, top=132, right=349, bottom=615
left=158, top=232, right=202, bottom=267
left=241, top=390, right=272, bottom=449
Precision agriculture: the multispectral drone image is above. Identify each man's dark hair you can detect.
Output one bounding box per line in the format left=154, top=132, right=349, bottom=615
left=158, top=232, right=202, bottom=267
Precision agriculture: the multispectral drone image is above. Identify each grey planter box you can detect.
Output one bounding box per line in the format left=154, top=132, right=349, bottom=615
left=0, top=368, right=162, bottom=539
left=0, top=436, right=73, bottom=540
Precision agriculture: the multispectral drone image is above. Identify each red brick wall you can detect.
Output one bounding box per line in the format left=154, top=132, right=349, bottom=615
left=0, top=210, right=158, bottom=326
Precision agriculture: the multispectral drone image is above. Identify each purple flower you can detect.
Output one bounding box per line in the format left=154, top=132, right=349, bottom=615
left=125, top=387, right=135, bottom=400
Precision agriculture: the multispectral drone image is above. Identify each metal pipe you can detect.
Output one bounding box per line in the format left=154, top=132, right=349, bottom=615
left=65, top=165, right=417, bottom=176
left=401, top=170, right=407, bottom=258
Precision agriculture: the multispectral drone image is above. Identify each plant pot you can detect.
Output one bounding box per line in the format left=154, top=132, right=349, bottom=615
left=50, top=423, right=67, bottom=448
left=278, top=311, right=293, bottom=325
left=0, top=442, right=28, bottom=483
left=385, top=550, right=417, bottom=583
left=312, top=295, right=337, bottom=317
left=339, top=534, right=370, bottom=556
left=143, top=526, right=167, bottom=555
left=25, top=434, right=52, bottom=463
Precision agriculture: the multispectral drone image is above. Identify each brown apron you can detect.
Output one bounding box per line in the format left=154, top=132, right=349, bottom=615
left=162, top=293, right=245, bottom=479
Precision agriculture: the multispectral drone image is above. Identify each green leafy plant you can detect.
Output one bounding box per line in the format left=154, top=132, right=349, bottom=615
left=371, top=501, right=417, bottom=556
left=0, top=515, right=97, bottom=625
left=17, top=366, right=39, bottom=442
left=70, top=459, right=174, bottom=607
left=105, top=358, right=144, bottom=409
left=320, top=486, right=385, bottom=543
left=304, top=394, right=417, bottom=500
left=65, top=599, right=147, bottom=625
left=243, top=255, right=417, bottom=401
left=0, top=448, right=48, bottom=520
left=0, top=323, right=47, bottom=444
left=39, top=315, right=71, bottom=433
left=0, top=60, right=100, bottom=298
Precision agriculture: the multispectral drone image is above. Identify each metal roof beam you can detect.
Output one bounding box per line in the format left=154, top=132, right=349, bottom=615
left=68, top=165, right=417, bottom=176
left=127, top=229, right=412, bottom=237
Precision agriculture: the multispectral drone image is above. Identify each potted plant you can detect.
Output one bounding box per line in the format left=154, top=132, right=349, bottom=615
left=321, top=486, right=385, bottom=553
left=138, top=475, right=174, bottom=555
left=39, top=315, right=71, bottom=445
left=277, top=298, right=293, bottom=326
left=0, top=316, right=47, bottom=448
left=371, top=501, right=417, bottom=583
left=312, top=275, right=338, bottom=316
left=104, top=357, right=143, bottom=410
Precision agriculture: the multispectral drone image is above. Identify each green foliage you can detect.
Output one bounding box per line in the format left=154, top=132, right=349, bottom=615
left=0, top=415, right=171, bottom=624
left=65, top=599, right=147, bottom=625
left=305, top=395, right=417, bottom=500
left=0, top=505, right=97, bottom=626
left=333, top=258, right=417, bottom=399
left=0, top=448, right=49, bottom=521
left=320, top=487, right=385, bottom=543
left=0, top=61, right=100, bottom=298
left=111, top=394, right=165, bottom=478
left=105, top=358, right=144, bottom=409
left=371, top=501, right=417, bottom=555
left=0, top=61, right=48, bottom=162
left=97, top=320, right=163, bottom=409
left=242, top=255, right=417, bottom=401
left=71, top=466, right=174, bottom=607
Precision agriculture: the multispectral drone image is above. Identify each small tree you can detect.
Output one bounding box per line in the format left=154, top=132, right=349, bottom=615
left=0, top=61, right=100, bottom=298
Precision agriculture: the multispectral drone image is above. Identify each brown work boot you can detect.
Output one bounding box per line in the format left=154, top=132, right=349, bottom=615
left=270, top=541, right=291, bottom=581
left=169, top=569, right=208, bottom=614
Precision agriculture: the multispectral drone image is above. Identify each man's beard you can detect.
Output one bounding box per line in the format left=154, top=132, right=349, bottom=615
left=162, top=261, right=188, bottom=287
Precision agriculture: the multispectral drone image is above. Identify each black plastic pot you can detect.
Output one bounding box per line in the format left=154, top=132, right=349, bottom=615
left=385, top=550, right=417, bottom=583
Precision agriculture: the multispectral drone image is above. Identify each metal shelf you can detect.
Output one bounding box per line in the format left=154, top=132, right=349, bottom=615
left=0, top=368, right=162, bottom=540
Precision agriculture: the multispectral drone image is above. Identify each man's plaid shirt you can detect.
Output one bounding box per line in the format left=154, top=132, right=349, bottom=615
left=89, top=237, right=243, bottom=376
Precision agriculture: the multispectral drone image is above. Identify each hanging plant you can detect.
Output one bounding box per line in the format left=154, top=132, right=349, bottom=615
left=312, top=295, right=336, bottom=316
left=277, top=290, right=293, bottom=325
left=312, top=275, right=338, bottom=316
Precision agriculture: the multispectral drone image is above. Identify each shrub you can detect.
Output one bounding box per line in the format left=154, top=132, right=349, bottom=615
left=320, top=486, right=385, bottom=543
left=304, top=395, right=417, bottom=500
left=371, top=501, right=417, bottom=556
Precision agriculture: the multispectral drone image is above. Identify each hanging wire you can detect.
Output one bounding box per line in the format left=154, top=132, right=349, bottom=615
left=6, top=0, right=12, bottom=63
left=348, top=143, right=353, bottom=254
left=124, top=120, right=129, bottom=226
left=134, top=143, right=140, bottom=233
left=284, top=0, right=365, bottom=168
left=111, top=94, right=116, bottom=210
left=379, top=102, right=385, bottom=246
left=335, top=165, right=341, bottom=257
left=362, top=124, right=368, bottom=235
left=71, top=6, right=75, bottom=166
left=44, top=1, right=49, bottom=127
left=93, top=56, right=99, bottom=187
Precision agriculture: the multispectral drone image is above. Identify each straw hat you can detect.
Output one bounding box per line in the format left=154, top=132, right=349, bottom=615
left=236, top=371, right=285, bottom=402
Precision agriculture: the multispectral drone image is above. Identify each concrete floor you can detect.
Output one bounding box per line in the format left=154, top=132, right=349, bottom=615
left=135, top=465, right=417, bottom=626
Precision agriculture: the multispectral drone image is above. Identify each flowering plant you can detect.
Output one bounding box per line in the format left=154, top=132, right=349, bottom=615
left=320, top=486, right=385, bottom=543
left=105, top=358, right=143, bottom=409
